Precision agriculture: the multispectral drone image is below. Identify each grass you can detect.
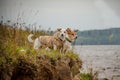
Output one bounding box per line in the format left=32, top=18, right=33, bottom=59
left=0, top=22, right=80, bottom=67
left=0, top=22, right=99, bottom=80
left=79, top=73, right=93, bottom=80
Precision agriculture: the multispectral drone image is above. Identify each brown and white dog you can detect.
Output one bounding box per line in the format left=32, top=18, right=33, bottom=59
left=28, top=28, right=67, bottom=51
left=62, top=28, right=78, bottom=53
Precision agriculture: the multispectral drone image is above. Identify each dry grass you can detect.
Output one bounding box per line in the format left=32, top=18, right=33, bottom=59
left=0, top=21, right=99, bottom=80
left=0, top=22, right=46, bottom=63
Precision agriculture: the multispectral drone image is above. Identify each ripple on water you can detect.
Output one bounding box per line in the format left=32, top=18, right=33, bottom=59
left=74, top=45, right=120, bottom=80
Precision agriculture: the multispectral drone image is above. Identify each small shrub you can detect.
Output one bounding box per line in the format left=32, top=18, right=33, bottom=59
left=79, top=73, right=92, bottom=80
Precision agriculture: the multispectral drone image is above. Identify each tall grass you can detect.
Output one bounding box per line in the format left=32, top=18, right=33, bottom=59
left=0, top=21, right=99, bottom=80
left=0, top=21, right=47, bottom=64
left=0, top=21, right=80, bottom=64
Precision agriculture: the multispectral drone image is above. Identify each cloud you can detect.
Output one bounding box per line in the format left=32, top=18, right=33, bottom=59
left=94, top=0, right=120, bottom=27
left=0, top=0, right=120, bottom=30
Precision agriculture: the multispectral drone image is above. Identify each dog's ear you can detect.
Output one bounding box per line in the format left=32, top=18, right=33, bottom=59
left=74, top=29, right=78, bottom=32
left=57, top=28, right=62, bottom=31
left=66, top=28, right=71, bottom=32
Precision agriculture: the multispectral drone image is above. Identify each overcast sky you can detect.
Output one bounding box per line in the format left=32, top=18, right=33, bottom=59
left=0, top=0, right=120, bottom=31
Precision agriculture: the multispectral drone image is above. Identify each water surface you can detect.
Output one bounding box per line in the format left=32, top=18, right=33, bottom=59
left=74, top=45, right=120, bottom=80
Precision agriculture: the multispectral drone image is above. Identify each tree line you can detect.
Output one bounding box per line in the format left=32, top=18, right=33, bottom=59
left=75, top=28, right=120, bottom=45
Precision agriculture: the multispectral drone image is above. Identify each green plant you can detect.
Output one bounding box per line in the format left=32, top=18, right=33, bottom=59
left=79, top=73, right=92, bottom=80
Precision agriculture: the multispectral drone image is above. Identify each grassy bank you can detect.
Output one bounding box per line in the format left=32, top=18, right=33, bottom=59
left=0, top=23, right=98, bottom=80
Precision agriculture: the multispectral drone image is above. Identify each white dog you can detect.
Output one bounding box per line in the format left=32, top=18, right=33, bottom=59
left=28, top=28, right=67, bottom=51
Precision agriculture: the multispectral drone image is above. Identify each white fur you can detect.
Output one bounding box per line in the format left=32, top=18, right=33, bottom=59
left=62, top=28, right=78, bottom=53
left=28, top=28, right=67, bottom=50
left=62, top=39, right=73, bottom=53
left=58, top=28, right=66, bottom=41
left=34, top=38, right=41, bottom=49
left=65, top=41, right=72, bottom=51
left=28, top=34, right=34, bottom=43
left=45, top=47, right=51, bottom=51
left=53, top=44, right=57, bottom=50
left=28, top=34, right=41, bottom=50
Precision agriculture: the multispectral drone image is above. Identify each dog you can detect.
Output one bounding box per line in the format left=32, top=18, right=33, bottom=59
left=62, top=28, right=78, bottom=53
left=28, top=28, right=67, bottom=51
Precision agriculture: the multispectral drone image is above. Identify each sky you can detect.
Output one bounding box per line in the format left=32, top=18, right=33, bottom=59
left=0, top=0, right=120, bottom=31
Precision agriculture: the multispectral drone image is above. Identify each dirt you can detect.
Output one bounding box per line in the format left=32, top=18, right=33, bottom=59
left=0, top=53, right=82, bottom=80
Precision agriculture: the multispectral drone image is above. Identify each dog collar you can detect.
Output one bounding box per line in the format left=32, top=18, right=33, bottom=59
left=66, top=37, right=72, bottom=43
left=59, top=38, right=66, bottom=42
left=55, top=37, right=64, bottom=42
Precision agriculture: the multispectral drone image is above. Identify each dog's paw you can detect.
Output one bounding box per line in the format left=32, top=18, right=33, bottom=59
left=46, top=47, right=51, bottom=51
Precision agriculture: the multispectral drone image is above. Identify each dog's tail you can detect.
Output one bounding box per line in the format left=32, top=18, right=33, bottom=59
left=28, top=34, right=34, bottom=43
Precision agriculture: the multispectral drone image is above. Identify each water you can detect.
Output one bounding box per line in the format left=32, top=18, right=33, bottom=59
left=73, top=45, right=120, bottom=80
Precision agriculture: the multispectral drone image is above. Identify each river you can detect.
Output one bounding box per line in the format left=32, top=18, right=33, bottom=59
left=73, top=45, right=120, bottom=80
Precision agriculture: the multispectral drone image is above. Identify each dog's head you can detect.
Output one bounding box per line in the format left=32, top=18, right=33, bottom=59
left=57, top=28, right=67, bottom=41
left=65, top=28, right=78, bottom=42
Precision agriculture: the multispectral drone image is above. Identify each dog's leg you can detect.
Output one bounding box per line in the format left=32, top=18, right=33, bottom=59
left=53, top=44, right=57, bottom=50
left=34, top=38, right=41, bottom=50
left=69, top=45, right=72, bottom=51
left=46, top=47, right=51, bottom=51
left=60, top=48, right=65, bottom=54
left=62, top=45, right=67, bottom=54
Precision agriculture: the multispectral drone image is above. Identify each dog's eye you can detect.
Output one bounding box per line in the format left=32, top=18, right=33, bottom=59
left=64, top=31, right=66, bottom=33
left=72, top=34, right=74, bottom=35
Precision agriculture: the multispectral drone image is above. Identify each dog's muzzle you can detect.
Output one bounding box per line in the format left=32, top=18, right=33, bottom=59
left=61, top=34, right=64, bottom=36
left=75, top=36, right=77, bottom=39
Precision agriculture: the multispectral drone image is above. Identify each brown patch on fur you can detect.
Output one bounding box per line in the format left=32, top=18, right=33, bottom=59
left=57, top=28, right=62, bottom=32
left=38, top=29, right=65, bottom=50
left=39, top=36, right=54, bottom=48
left=66, top=28, right=78, bottom=41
